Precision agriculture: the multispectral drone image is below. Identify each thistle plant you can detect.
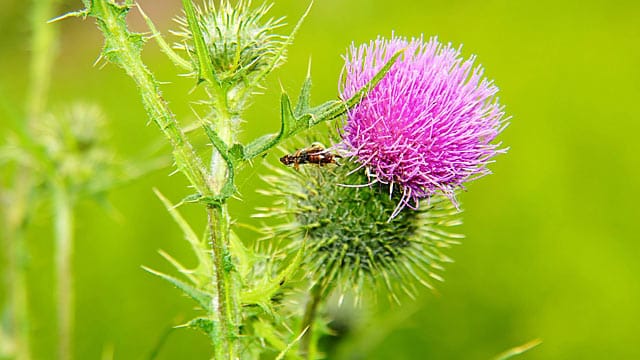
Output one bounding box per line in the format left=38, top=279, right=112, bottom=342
left=1, top=93, right=136, bottom=360
left=50, top=1, right=509, bottom=359
left=0, top=1, right=60, bottom=356
left=257, top=34, right=508, bottom=356
left=0, top=1, right=137, bottom=359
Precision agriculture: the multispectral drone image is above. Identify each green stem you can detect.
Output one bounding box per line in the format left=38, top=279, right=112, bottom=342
left=27, top=0, right=58, bottom=123
left=30, top=1, right=69, bottom=357
left=299, top=284, right=323, bottom=359
left=206, top=77, right=239, bottom=360
left=53, top=183, right=74, bottom=360
left=4, top=204, right=31, bottom=360
left=207, top=205, right=235, bottom=360
left=2, top=0, right=60, bottom=358
left=12, top=241, right=31, bottom=360
left=209, top=93, right=235, bottom=191
left=85, top=2, right=240, bottom=358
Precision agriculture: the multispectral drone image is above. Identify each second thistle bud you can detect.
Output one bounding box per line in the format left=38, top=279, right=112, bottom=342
left=174, top=0, right=286, bottom=87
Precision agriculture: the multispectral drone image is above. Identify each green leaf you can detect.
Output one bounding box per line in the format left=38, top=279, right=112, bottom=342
left=187, top=317, right=217, bottom=338
left=142, top=266, right=213, bottom=310
left=84, top=1, right=145, bottom=68
left=243, top=49, right=403, bottom=159
left=243, top=93, right=296, bottom=159
left=138, top=4, right=193, bottom=72
left=280, top=93, right=298, bottom=138
left=294, top=64, right=313, bottom=116
left=158, top=250, right=198, bottom=285
left=275, top=328, right=308, bottom=360
left=229, top=230, right=255, bottom=281
left=180, top=0, right=217, bottom=86
left=202, top=123, right=237, bottom=202
left=48, top=8, right=89, bottom=24
left=153, top=189, right=211, bottom=278
left=243, top=134, right=274, bottom=160
left=253, top=321, right=287, bottom=353
left=242, top=245, right=304, bottom=306
left=228, top=143, right=246, bottom=163
left=494, top=339, right=543, bottom=360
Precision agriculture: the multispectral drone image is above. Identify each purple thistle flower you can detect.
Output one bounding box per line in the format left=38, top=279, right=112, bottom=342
left=339, top=35, right=508, bottom=216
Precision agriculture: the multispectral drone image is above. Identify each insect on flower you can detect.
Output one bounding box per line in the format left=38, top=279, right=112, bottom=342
left=279, top=144, right=341, bottom=170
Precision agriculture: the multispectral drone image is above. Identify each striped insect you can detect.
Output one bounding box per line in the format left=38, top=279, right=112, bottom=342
left=279, top=144, right=341, bottom=170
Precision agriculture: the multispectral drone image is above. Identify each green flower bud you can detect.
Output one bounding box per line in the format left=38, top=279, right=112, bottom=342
left=257, top=152, right=463, bottom=302
left=174, top=0, right=286, bottom=87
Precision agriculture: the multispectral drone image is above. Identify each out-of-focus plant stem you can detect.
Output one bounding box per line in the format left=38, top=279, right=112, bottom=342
left=299, top=284, right=322, bottom=359
left=53, top=182, right=74, bottom=360
left=30, top=0, right=70, bottom=359
left=4, top=182, right=31, bottom=360
left=27, top=0, right=57, bottom=123
left=3, top=0, right=60, bottom=359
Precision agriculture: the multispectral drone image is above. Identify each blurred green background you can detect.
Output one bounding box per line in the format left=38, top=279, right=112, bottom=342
left=1, top=0, right=640, bottom=359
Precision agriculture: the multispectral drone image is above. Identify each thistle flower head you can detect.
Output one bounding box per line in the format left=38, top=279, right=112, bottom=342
left=257, top=152, right=462, bottom=303
left=340, top=35, right=508, bottom=214
left=174, top=0, right=286, bottom=86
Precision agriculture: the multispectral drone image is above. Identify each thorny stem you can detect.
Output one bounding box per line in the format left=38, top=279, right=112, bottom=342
left=207, top=205, right=235, bottom=360
left=89, top=0, right=213, bottom=198
left=53, top=183, right=74, bottom=360
left=299, top=284, right=323, bottom=359
left=83, top=1, right=240, bottom=358
left=207, top=86, right=239, bottom=359
left=209, top=89, right=235, bottom=192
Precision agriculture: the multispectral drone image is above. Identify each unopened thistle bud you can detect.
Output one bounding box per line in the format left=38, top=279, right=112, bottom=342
left=174, top=0, right=286, bottom=87
left=257, top=155, right=462, bottom=302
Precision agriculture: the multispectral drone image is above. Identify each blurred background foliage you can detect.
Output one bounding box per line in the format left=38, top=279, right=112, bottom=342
left=1, top=0, right=639, bottom=359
